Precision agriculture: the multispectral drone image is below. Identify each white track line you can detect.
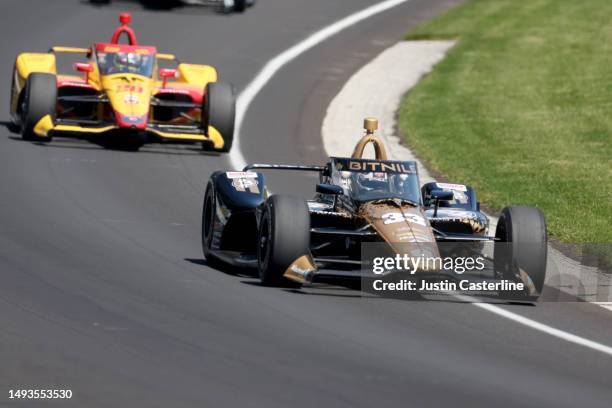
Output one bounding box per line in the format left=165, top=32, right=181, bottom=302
left=474, top=301, right=612, bottom=357
left=229, top=0, right=413, bottom=170
left=228, top=0, right=612, bottom=357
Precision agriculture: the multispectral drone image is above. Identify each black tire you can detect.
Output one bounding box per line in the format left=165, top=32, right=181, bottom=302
left=202, top=82, right=235, bottom=152
left=257, top=195, right=310, bottom=286
left=201, top=181, right=217, bottom=261
left=21, top=73, right=56, bottom=142
left=234, top=0, right=247, bottom=12
left=8, top=64, right=21, bottom=133
left=494, top=206, right=547, bottom=299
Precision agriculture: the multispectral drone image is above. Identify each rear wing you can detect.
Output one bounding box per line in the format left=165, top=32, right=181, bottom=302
left=50, top=46, right=90, bottom=54
left=243, top=163, right=327, bottom=173
left=157, top=53, right=177, bottom=62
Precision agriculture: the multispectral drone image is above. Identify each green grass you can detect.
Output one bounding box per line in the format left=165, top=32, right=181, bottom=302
left=399, top=0, right=612, bottom=244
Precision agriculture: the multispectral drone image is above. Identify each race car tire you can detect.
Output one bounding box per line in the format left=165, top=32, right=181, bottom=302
left=257, top=195, right=310, bottom=286
left=8, top=64, right=22, bottom=133
left=234, top=0, right=247, bottom=12
left=201, top=181, right=217, bottom=260
left=21, top=73, right=56, bottom=142
left=203, top=82, right=235, bottom=152
left=494, top=206, right=547, bottom=300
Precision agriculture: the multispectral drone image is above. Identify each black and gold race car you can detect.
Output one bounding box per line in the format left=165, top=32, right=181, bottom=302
left=201, top=118, right=548, bottom=300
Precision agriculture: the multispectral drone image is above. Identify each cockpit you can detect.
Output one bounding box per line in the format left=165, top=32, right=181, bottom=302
left=96, top=50, right=155, bottom=77
left=331, top=158, right=422, bottom=205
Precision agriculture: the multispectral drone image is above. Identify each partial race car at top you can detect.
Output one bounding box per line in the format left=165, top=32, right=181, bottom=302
left=10, top=13, right=235, bottom=151
left=201, top=118, right=548, bottom=301
left=89, top=0, right=256, bottom=13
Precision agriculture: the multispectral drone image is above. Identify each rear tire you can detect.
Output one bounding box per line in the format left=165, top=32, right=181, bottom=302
left=202, top=82, right=235, bottom=152
left=494, top=206, right=547, bottom=300
left=21, top=73, right=56, bottom=142
left=257, top=195, right=310, bottom=286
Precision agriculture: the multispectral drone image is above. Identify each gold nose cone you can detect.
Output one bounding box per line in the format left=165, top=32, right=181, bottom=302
left=364, top=117, right=378, bottom=134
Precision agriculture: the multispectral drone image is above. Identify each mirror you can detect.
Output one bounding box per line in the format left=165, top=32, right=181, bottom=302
left=316, top=183, right=343, bottom=195
left=159, top=68, right=177, bottom=88
left=431, top=189, right=454, bottom=217
left=430, top=189, right=454, bottom=201
left=159, top=68, right=177, bottom=78
left=74, top=63, right=93, bottom=73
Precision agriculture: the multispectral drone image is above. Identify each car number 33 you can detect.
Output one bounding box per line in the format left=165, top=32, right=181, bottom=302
left=382, top=212, right=427, bottom=226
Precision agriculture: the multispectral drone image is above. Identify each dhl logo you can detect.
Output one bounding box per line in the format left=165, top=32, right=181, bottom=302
left=115, top=84, right=144, bottom=93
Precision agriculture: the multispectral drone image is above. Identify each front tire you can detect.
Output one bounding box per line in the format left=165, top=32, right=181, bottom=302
left=257, top=195, right=310, bottom=286
left=234, top=0, right=247, bottom=12
left=494, top=206, right=547, bottom=300
left=202, top=82, right=236, bottom=152
left=21, top=73, right=56, bottom=142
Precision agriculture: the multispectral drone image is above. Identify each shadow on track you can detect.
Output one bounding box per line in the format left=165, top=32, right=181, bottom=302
left=185, top=258, right=257, bottom=278
left=189, top=255, right=546, bottom=307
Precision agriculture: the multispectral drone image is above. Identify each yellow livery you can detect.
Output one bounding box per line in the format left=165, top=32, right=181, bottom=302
left=9, top=13, right=236, bottom=151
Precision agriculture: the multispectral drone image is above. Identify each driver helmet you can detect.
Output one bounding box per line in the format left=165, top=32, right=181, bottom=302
left=113, top=52, right=143, bottom=72
left=356, top=172, right=388, bottom=192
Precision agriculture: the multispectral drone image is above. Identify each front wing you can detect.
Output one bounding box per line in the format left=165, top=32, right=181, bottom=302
left=32, top=93, right=226, bottom=149
left=34, top=116, right=225, bottom=149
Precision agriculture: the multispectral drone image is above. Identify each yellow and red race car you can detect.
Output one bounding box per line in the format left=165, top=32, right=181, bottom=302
left=9, top=13, right=235, bottom=151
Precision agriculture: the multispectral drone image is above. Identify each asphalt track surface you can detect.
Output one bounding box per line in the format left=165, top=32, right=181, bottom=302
left=1, top=1, right=612, bottom=407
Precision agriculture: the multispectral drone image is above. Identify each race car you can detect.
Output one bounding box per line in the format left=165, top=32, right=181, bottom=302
left=9, top=13, right=235, bottom=151
left=201, top=118, right=548, bottom=300
left=89, top=0, right=256, bottom=13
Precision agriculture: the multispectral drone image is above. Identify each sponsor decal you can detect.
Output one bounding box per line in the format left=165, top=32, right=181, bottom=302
left=226, top=172, right=257, bottom=179
left=116, top=84, right=144, bottom=93
left=283, top=255, right=317, bottom=283
left=291, top=264, right=314, bottom=276
left=230, top=174, right=260, bottom=194
left=123, top=94, right=140, bottom=104
left=436, top=183, right=467, bottom=192
left=124, top=116, right=144, bottom=123
left=429, top=210, right=473, bottom=219
left=382, top=212, right=427, bottom=226
left=334, top=158, right=416, bottom=174
left=307, top=202, right=332, bottom=210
